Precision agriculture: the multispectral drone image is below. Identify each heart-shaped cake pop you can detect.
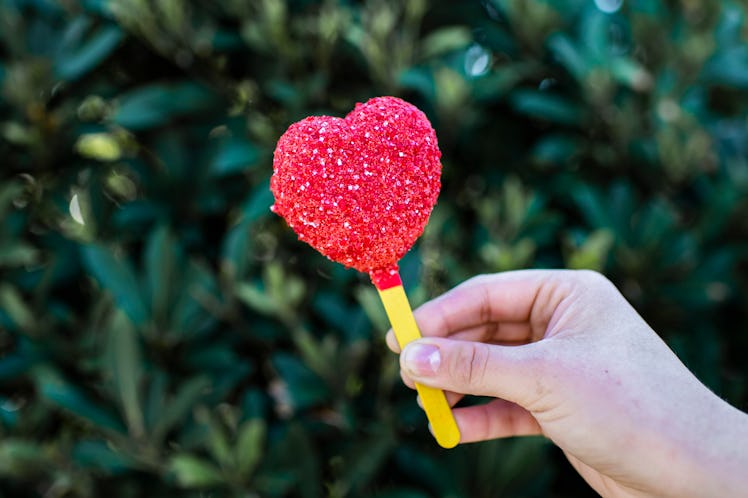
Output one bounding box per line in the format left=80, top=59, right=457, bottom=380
left=270, top=96, right=441, bottom=285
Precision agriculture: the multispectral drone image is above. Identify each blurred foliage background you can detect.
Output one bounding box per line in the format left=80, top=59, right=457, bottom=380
left=1, top=0, right=748, bottom=496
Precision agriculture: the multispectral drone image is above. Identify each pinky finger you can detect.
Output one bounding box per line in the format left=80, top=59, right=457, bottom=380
left=453, top=398, right=542, bottom=443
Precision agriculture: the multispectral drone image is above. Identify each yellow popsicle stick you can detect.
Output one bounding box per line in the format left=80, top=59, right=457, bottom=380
left=377, top=283, right=460, bottom=449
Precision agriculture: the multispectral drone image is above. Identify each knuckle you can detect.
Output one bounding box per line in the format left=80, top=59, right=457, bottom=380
left=451, top=343, right=490, bottom=389
left=456, top=273, right=494, bottom=295
left=573, top=269, right=614, bottom=292
left=462, top=273, right=493, bottom=287
left=574, top=269, right=605, bottom=283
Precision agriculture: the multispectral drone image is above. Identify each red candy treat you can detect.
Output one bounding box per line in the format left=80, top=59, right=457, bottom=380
left=270, top=96, right=441, bottom=287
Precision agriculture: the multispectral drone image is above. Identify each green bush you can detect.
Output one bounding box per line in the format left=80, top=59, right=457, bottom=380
left=2, top=0, right=747, bottom=496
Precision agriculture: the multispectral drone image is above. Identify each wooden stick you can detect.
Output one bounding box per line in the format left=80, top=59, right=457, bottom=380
left=375, top=273, right=460, bottom=449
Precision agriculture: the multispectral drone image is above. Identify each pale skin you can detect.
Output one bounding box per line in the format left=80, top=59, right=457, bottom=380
left=386, top=270, right=748, bottom=498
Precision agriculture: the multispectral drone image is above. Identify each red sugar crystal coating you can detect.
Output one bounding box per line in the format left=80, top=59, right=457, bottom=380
left=270, top=96, right=441, bottom=287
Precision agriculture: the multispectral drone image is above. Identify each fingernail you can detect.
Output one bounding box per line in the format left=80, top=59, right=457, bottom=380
left=402, top=343, right=441, bottom=376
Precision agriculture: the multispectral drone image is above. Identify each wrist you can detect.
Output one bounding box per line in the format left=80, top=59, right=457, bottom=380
left=674, top=396, right=748, bottom=497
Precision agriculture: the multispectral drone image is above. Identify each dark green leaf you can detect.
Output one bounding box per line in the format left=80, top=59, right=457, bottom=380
left=394, top=446, right=459, bottom=496
left=547, top=32, right=588, bottom=80
left=170, top=261, right=219, bottom=339
left=144, top=224, right=179, bottom=322
left=271, top=353, right=328, bottom=411
left=0, top=354, right=32, bottom=381
left=235, top=283, right=279, bottom=315
left=715, top=3, right=745, bottom=45
left=236, top=418, right=265, bottom=477
left=241, top=179, right=274, bottom=221
left=0, top=284, right=34, bottom=331
left=398, top=67, right=435, bottom=101
left=0, top=243, right=39, bottom=267
left=509, top=89, right=583, bottom=125
left=419, top=26, right=473, bottom=59
left=221, top=219, right=251, bottom=281
left=152, top=376, right=210, bottom=442
left=472, top=63, right=531, bottom=102
left=571, top=184, right=614, bottom=230
left=72, top=440, right=135, bottom=472
left=0, top=397, right=19, bottom=428
left=0, top=440, right=49, bottom=478
left=55, top=24, right=123, bottom=80
left=108, top=310, right=144, bottom=437
left=113, top=82, right=222, bottom=130
left=336, top=428, right=395, bottom=495
left=81, top=245, right=148, bottom=325
left=205, top=416, right=233, bottom=469
left=35, top=368, right=126, bottom=433
left=168, top=454, right=224, bottom=488
left=262, top=424, right=320, bottom=498
left=530, top=134, right=581, bottom=166
left=702, top=46, right=748, bottom=88
left=211, top=139, right=259, bottom=176
left=0, top=180, right=24, bottom=218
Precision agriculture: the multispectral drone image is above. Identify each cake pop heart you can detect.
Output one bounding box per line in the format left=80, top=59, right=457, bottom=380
left=270, top=96, right=459, bottom=449
left=270, top=96, right=441, bottom=286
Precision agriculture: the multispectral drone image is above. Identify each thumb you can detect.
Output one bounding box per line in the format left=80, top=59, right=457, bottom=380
left=400, top=337, right=543, bottom=406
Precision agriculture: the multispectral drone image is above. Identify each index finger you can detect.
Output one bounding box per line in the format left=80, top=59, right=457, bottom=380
left=386, top=270, right=571, bottom=353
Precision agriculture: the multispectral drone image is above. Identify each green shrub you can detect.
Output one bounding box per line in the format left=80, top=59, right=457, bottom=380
left=1, top=0, right=747, bottom=496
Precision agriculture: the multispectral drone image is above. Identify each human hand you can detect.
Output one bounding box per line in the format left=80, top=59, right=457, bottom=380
left=387, top=270, right=748, bottom=498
